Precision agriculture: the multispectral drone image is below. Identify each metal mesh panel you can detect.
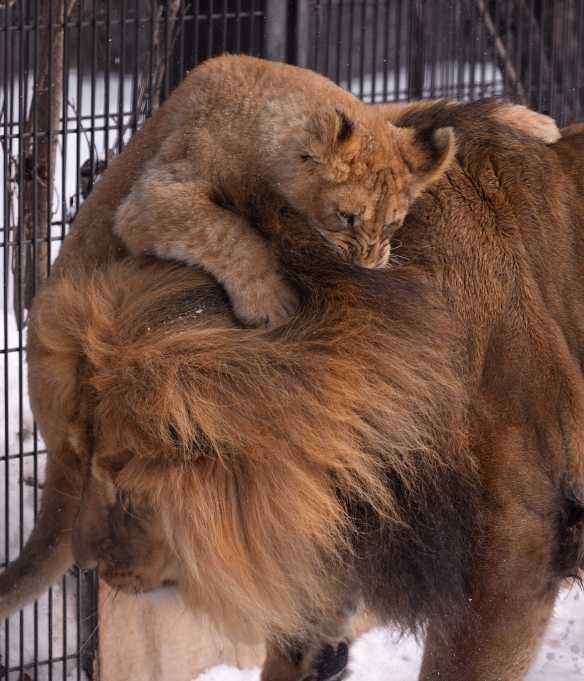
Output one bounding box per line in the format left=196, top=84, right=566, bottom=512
left=305, top=0, right=584, bottom=125
left=0, top=2, right=265, bottom=678
left=0, top=0, right=583, bottom=677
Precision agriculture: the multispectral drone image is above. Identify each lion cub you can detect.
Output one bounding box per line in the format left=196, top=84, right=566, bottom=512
left=114, top=55, right=559, bottom=327
left=113, top=55, right=459, bottom=327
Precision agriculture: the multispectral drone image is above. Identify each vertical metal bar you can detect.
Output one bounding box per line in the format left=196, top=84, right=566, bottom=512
left=467, top=1, right=476, bottom=99
left=428, top=0, right=437, bottom=98
left=358, top=0, right=366, bottom=100
left=491, top=0, right=499, bottom=96
left=46, top=0, right=55, bottom=278
left=208, top=0, right=214, bottom=59
left=221, top=0, right=228, bottom=52
left=576, top=0, right=584, bottom=122
left=31, top=0, right=41, bottom=667
left=324, top=0, right=332, bottom=78
left=408, top=0, right=424, bottom=100
left=249, top=0, right=257, bottom=57
left=514, top=1, right=523, bottom=102
left=456, top=3, right=466, bottom=99
left=382, top=0, right=390, bottom=100
left=103, top=0, right=111, bottom=164
left=479, top=0, right=487, bottom=97
left=2, top=2, right=11, bottom=674
left=526, top=0, right=535, bottom=105
left=179, top=0, right=186, bottom=78
left=235, top=0, right=242, bottom=54
left=118, top=0, right=127, bottom=146
left=133, top=0, right=139, bottom=121
left=61, top=0, right=71, bottom=240
left=394, top=0, right=402, bottom=100
left=334, top=0, right=343, bottom=85
left=264, top=0, right=288, bottom=62
left=164, top=0, right=171, bottom=97
left=346, top=0, right=354, bottom=90
left=60, top=0, right=70, bottom=671
left=75, top=0, right=83, bottom=214
left=89, top=0, right=97, bottom=214
left=295, top=0, right=311, bottom=68
left=311, top=0, right=320, bottom=70
left=370, top=0, right=379, bottom=102
left=17, top=5, right=26, bottom=676
left=538, top=0, right=546, bottom=112
left=148, top=0, right=155, bottom=116
left=45, top=15, right=55, bottom=680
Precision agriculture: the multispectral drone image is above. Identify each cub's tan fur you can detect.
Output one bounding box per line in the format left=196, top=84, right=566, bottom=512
left=112, top=55, right=558, bottom=327
left=113, top=54, right=459, bottom=326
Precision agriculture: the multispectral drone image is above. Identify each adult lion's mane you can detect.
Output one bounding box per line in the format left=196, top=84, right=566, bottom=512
left=24, top=199, right=472, bottom=639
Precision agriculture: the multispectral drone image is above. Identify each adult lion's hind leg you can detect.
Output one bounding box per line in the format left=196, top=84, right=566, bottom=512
left=0, top=447, right=80, bottom=620
left=418, top=511, right=562, bottom=681
left=261, top=605, right=354, bottom=681
left=262, top=639, right=350, bottom=681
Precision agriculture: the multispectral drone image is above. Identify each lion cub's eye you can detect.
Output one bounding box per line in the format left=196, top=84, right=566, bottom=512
left=337, top=211, right=356, bottom=228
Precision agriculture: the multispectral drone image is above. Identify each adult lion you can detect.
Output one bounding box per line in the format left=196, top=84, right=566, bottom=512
left=2, top=101, right=584, bottom=681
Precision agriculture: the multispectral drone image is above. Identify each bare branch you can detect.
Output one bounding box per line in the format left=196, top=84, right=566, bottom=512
left=12, top=0, right=77, bottom=328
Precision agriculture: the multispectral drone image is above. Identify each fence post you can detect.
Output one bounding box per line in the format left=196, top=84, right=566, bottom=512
left=293, top=0, right=312, bottom=67
left=264, top=0, right=289, bottom=62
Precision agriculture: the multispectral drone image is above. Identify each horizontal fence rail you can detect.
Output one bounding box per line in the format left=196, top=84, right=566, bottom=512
left=1, top=0, right=583, bottom=678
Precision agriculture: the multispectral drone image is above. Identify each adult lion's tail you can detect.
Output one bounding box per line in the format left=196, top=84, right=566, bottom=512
left=0, top=453, right=76, bottom=620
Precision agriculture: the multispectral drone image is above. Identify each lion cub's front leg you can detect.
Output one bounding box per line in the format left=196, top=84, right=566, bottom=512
left=113, top=163, right=298, bottom=328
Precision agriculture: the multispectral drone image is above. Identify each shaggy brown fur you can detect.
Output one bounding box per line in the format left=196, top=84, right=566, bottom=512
left=1, top=98, right=581, bottom=681
left=28, top=213, right=469, bottom=639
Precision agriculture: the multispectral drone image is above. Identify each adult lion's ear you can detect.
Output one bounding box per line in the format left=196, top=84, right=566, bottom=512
left=397, top=125, right=457, bottom=194
left=302, top=108, right=355, bottom=163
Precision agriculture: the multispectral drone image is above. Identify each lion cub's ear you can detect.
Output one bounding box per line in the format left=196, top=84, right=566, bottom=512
left=302, top=108, right=356, bottom=163
left=397, top=125, right=457, bottom=195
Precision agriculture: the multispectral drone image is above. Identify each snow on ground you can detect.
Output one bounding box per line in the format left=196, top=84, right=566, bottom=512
left=194, top=588, right=584, bottom=681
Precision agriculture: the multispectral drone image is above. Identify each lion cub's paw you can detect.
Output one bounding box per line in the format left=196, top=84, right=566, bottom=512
left=497, top=104, right=561, bottom=144
left=231, top=275, right=299, bottom=329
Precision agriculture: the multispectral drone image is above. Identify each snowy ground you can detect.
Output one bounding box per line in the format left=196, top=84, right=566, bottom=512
left=195, top=588, right=584, bottom=681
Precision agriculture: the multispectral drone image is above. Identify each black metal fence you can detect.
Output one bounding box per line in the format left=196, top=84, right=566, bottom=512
left=1, top=0, right=583, bottom=678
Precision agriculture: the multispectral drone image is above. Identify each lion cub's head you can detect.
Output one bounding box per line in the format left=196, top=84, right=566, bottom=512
left=278, top=108, right=456, bottom=268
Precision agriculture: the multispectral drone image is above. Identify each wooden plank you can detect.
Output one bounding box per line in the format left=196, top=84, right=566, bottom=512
left=97, top=582, right=265, bottom=681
